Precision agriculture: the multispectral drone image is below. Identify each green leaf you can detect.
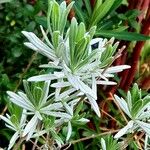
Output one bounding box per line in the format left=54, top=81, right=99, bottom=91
left=47, top=0, right=53, bottom=35
left=109, top=0, right=123, bottom=14
left=51, top=1, right=60, bottom=31
left=76, top=23, right=86, bottom=42
left=74, top=2, right=86, bottom=24
left=23, top=80, right=36, bottom=106
left=74, top=101, right=83, bottom=116
left=59, top=1, right=74, bottom=34
left=83, top=0, right=92, bottom=16
left=130, top=83, right=141, bottom=104
left=52, top=31, right=60, bottom=49
left=90, top=0, right=115, bottom=27
left=69, top=18, right=78, bottom=67
left=131, top=100, right=142, bottom=117
left=96, top=30, right=150, bottom=41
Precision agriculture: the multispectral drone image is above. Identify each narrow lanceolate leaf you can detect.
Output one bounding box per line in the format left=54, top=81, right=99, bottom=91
left=87, top=94, right=101, bottom=117
left=77, top=78, right=97, bottom=99
left=96, top=80, right=117, bottom=85
left=27, top=74, right=59, bottom=82
left=114, top=120, right=134, bottom=139
left=59, top=1, right=74, bottom=34
left=63, top=102, right=73, bottom=116
left=136, top=120, right=150, bottom=136
left=114, top=95, right=132, bottom=118
left=23, top=115, right=38, bottom=140
left=42, top=111, right=72, bottom=119
left=105, top=65, right=131, bottom=73
left=51, top=81, right=71, bottom=88
left=8, top=131, right=19, bottom=150
left=101, top=138, right=106, bottom=150
left=127, top=91, right=132, bottom=112
left=22, top=31, right=56, bottom=61
left=66, top=121, right=72, bottom=141
left=40, top=102, right=63, bottom=112
left=0, top=115, right=16, bottom=130
left=52, top=1, right=60, bottom=31
left=96, top=30, right=150, bottom=41
left=40, top=25, right=54, bottom=49
left=39, top=81, right=50, bottom=106
left=7, top=91, right=34, bottom=111
left=90, top=0, right=115, bottom=26
left=69, top=17, right=78, bottom=65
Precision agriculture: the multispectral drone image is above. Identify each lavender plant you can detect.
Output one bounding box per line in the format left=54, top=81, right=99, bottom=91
left=5, top=0, right=150, bottom=149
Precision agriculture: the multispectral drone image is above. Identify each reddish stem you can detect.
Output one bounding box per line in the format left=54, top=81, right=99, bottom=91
left=115, top=0, right=150, bottom=92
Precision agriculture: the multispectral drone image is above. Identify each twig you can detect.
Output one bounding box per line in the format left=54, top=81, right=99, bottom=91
left=13, top=136, right=26, bottom=150
left=61, top=129, right=119, bottom=148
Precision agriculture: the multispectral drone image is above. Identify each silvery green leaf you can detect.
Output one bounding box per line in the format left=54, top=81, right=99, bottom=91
left=65, top=91, right=82, bottom=101
left=138, top=111, right=150, bottom=120
left=50, top=129, right=64, bottom=147
left=27, top=74, right=59, bottom=82
left=24, top=42, right=38, bottom=51
left=96, top=80, right=117, bottom=85
left=40, top=25, right=54, bottom=49
left=20, top=109, right=27, bottom=126
left=32, top=130, right=47, bottom=138
left=42, top=111, right=72, bottom=119
left=144, top=134, right=149, bottom=150
left=68, top=99, right=79, bottom=107
left=51, top=81, right=71, bottom=88
left=136, top=120, right=150, bottom=136
left=76, top=77, right=97, bottom=99
left=39, top=81, right=50, bottom=106
left=63, top=102, right=73, bottom=116
left=101, top=138, right=106, bottom=150
left=87, top=94, right=101, bottom=117
left=54, top=71, right=65, bottom=78
left=8, top=131, right=19, bottom=150
left=59, top=1, right=74, bottom=34
left=7, top=91, right=33, bottom=111
left=0, top=115, right=16, bottom=130
left=22, top=31, right=56, bottom=61
left=127, top=91, right=132, bottom=112
left=55, top=118, right=67, bottom=127
left=135, top=100, right=150, bottom=119
left=35, top=111, right=43, bottom=120
left=79, top=61, right=99, bottom=72
left=96, top=71, right=109, bottom=81
left=51, top=1, right=60, bottom=31
left=39, top=63, right=62, bottom=69
left=77, top=118, right=89, bottom=123
left=23, top=115, right=38, bottom=140
left=5, top=124, right=16, bottom=132
left=92, top=75, right=97, bottom=95
left=40, top=102, right=63, bottom=112
left=57, top=88, right=76, bottom=100
left=114, top=95, right=132, bottom=118
left=17, top=92, right=35, bottom=109
left=103, top=73, right=114, bottom=78
left=114, top=120, right=134, bottom=139
left=105, top=65, right=131, bottom=73
left=66, top=121, right=72, bottom=141
left=65, top=73, right=80, bottom=90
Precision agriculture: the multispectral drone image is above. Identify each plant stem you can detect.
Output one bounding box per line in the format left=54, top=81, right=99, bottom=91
left=13, top=136, right=26, bottom=150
